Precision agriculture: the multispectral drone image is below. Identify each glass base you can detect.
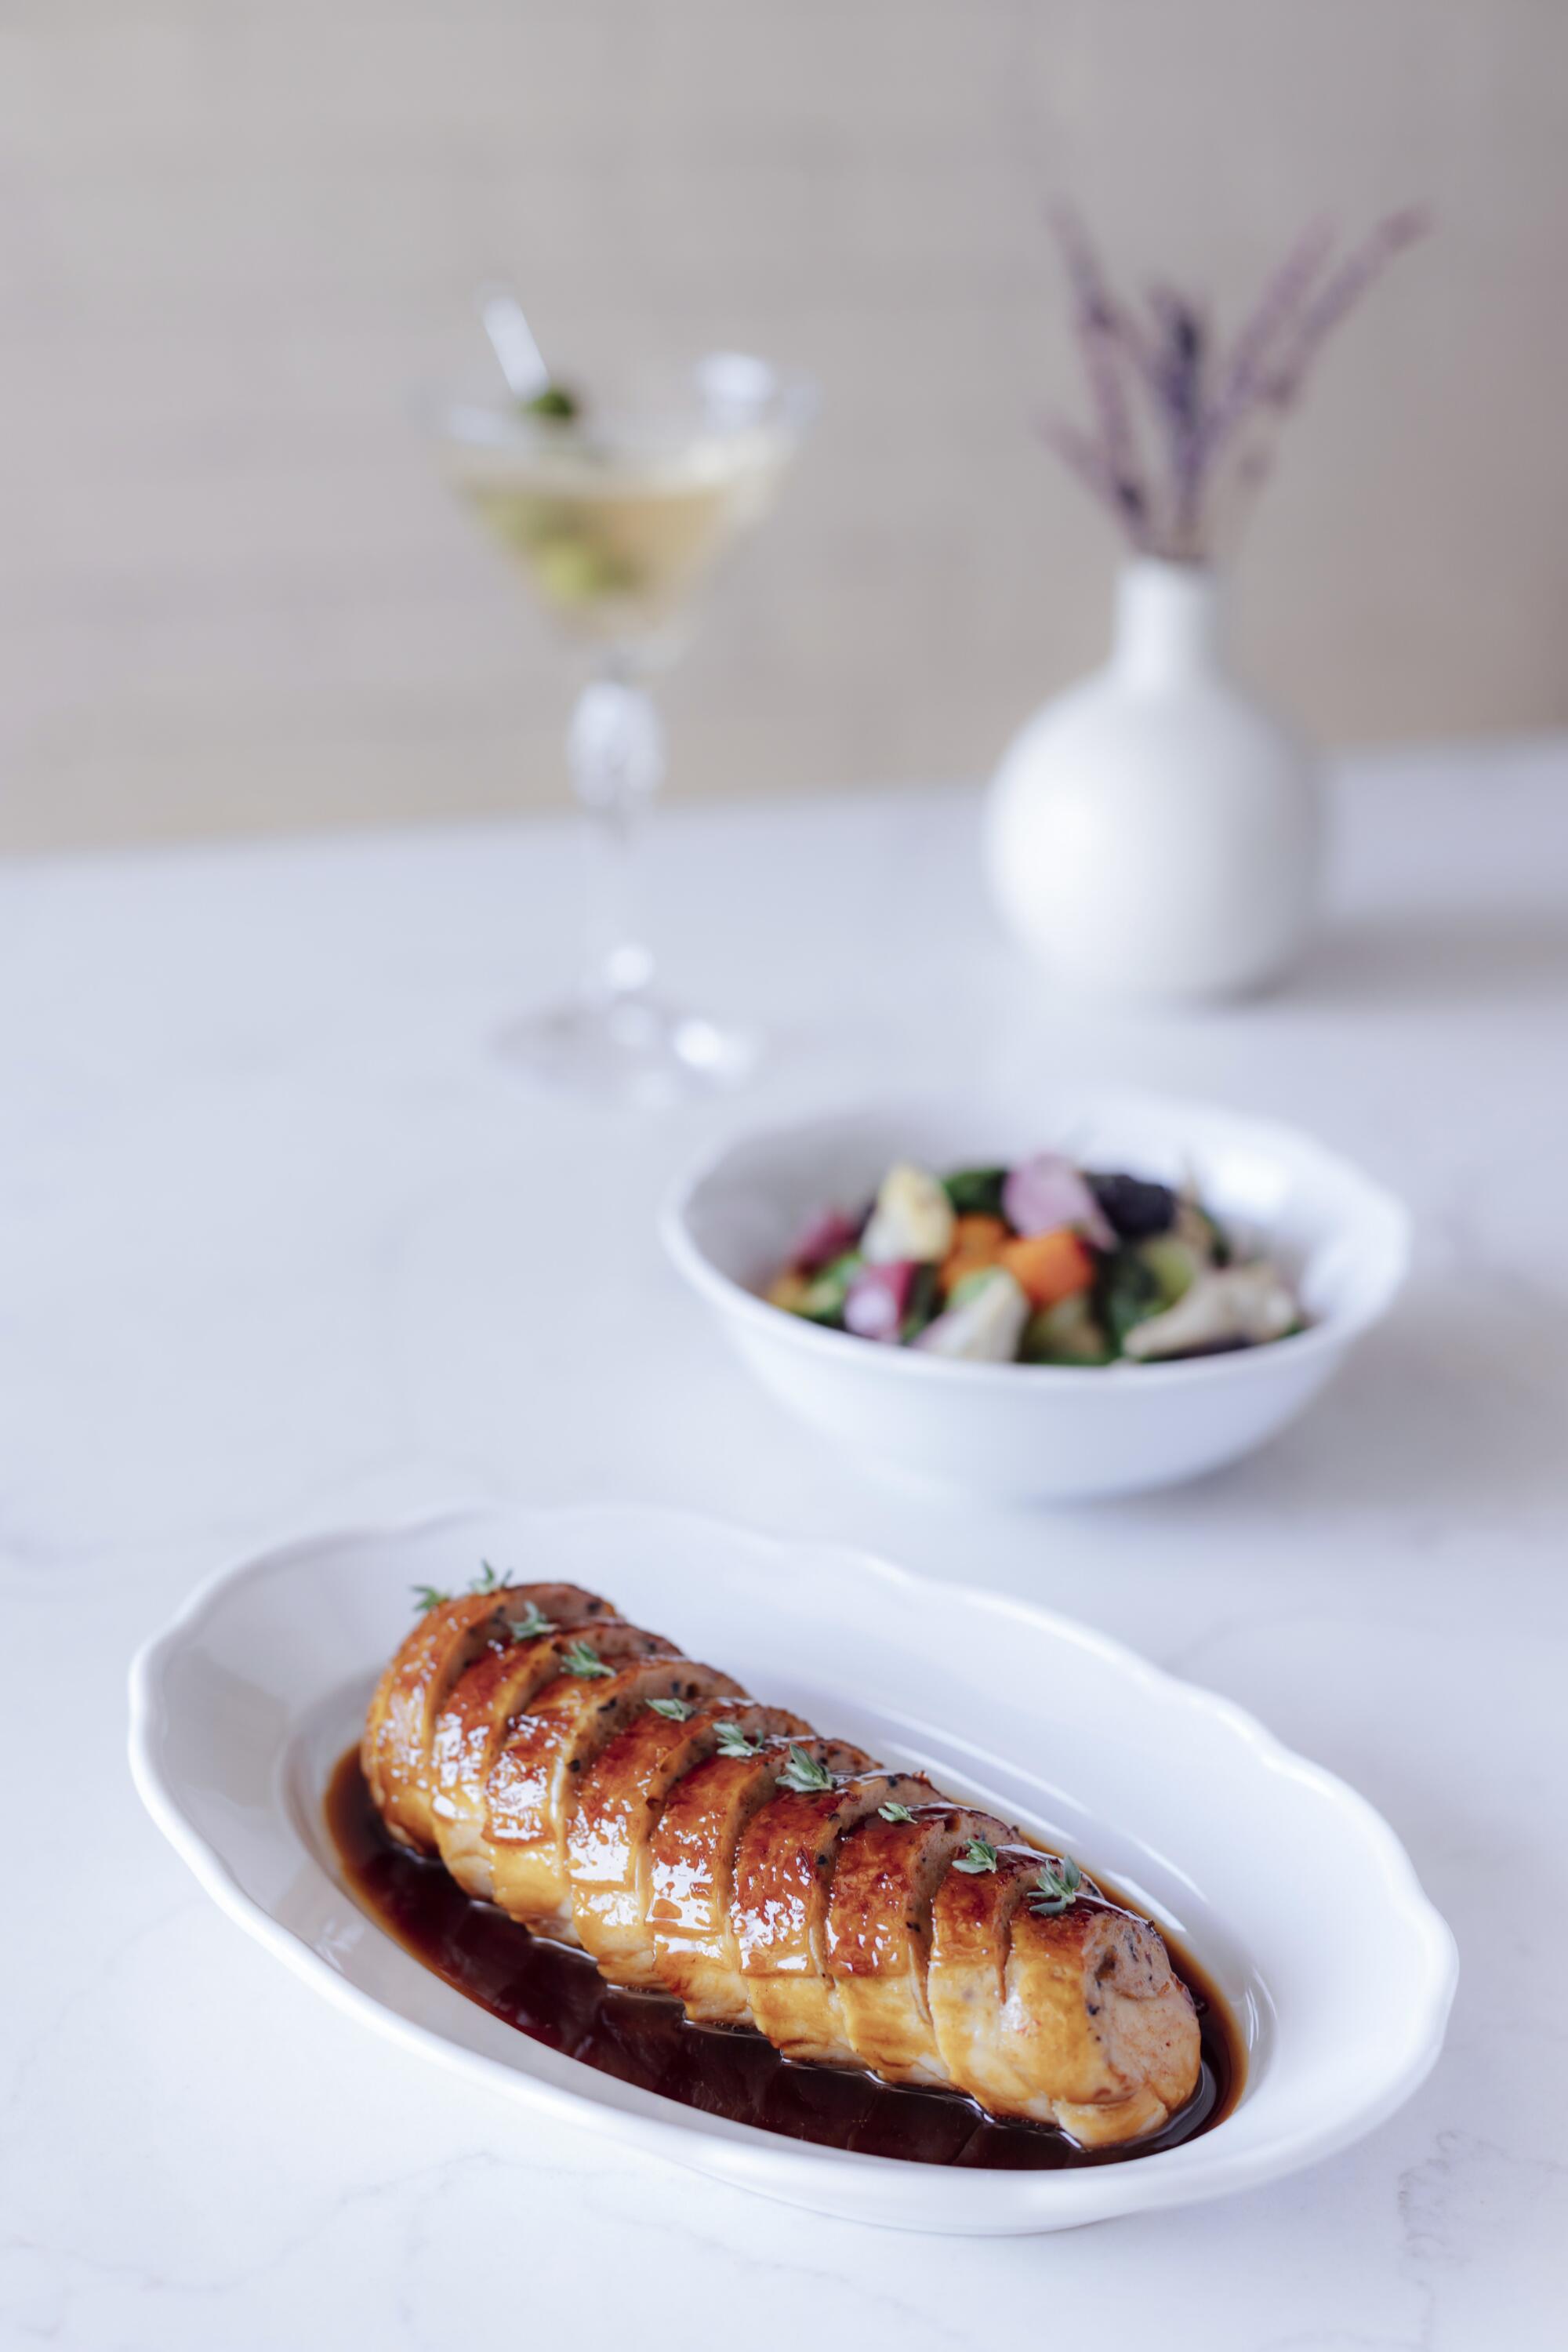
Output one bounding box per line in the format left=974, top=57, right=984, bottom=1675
left=496, top=987, right=758, bottom=1107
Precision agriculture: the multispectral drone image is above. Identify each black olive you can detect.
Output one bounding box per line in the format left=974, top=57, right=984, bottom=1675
left=1086, top=1171, right=1177, bottom=1240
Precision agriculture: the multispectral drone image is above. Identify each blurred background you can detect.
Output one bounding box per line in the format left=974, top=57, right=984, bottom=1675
left=4, top=0, right=1565, bottom=855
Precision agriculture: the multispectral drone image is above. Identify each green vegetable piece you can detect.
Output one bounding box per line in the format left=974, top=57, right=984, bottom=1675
left=1138, top=1234, right=1200, bottom=1309
left=796, top=1250, right=862, bottom=1327
left=1021, top=1293, right=1114, bottom=1366
left=899, top=1261, right=941, bottom=1344
left=948, top=1264, right=1010, bottom=1311
left=523, top=382, right=580, bottom=422
left=1096, top=1245, right=1163, bottom=1352
left=942, top=1166, right=1009, bottom=1218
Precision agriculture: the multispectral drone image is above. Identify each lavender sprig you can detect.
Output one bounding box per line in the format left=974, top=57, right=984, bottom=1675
left=1047, top=205, right=1152, bottom=547
left=1038, top=204, right=1429, bottom=562
left=1260, top=207, right=1431, bottom=411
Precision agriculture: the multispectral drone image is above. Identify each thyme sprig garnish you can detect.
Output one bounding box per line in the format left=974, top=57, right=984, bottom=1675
left=878, top=1801, right=916, bottom=1824
left=411, top=1560, right=517, bottom=1613
left=779, top=1746, right=835, bottom=1794
left=508, top=1601, right=557, bottom=1641
left=560, top=1638, right=612, bottom=1679
left=648, top=1696, right=694, bottom=1722
left=1029, top=1857, right=1083, bottom=1915
left=715, top=1721, right=763, bottom=1758
left=953, top=1838, right=1000, bottom=1875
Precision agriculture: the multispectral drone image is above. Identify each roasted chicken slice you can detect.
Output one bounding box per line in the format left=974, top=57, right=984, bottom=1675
left=361, top=1581, right=612, bottom=1850
left=1004, top=1897, right=1200, bottom=2146
left=927, top=1843, right=1199, bottom=2143
left=826, top=1802, right=1012, bottom=2085
left=647, top=1736, right=873, bottom=2025
left=485, top=1642, right=728, bottom=1940
left=733, top=1765, right=929, bottom=2064
left=927, top=1841, right=1051, bottom=2100
left=568, top=1699, right=808, bottom=1987
left=430, top=1609, right=638, bottom=1899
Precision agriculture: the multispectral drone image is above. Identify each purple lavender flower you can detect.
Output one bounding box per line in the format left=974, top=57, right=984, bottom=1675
left=1039, top=205, right=1431, bottom=561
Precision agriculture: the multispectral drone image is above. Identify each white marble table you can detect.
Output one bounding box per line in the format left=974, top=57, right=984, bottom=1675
left=4, top=739, right=1566, bottom=2350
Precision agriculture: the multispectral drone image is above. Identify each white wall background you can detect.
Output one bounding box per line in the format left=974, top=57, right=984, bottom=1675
left=2, top=1, right=1565, bottom=852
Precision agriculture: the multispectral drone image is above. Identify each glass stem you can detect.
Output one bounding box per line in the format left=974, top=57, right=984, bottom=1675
left=568, top=666, right=665, bottom=1001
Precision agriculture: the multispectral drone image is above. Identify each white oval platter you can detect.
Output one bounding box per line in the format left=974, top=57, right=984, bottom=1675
left=128, top=1502, right=1456, bottom=2236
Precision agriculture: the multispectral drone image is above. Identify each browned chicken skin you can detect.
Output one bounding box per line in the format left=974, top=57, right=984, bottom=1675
left=362, top=1582, right=1200, bottom=2143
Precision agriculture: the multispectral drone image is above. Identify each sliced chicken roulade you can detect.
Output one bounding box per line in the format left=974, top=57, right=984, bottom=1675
left=826, top=1802, right=1013, bottom=2085
left=927, top=1842, right=1200, bottom=2144
left=362, top=1581, right=611, bottom=1850
left=733, top=1762, right=930, bottom=2065
left=647, top=1734, right=873, bottom=2025
left=485, top=1641, right=734, bottom=1940
left=430, top=1610, right=652, bottom=1899
left=361, top=1586, right=1206, bottom=2146
left=568, top=1698, right=809, bottom=1986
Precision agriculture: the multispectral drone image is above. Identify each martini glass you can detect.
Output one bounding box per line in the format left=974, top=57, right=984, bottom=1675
left=439, top=351, right=815, bottom=1104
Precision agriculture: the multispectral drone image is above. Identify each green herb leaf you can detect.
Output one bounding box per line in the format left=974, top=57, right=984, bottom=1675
left=508, top=1601, right=557, bottom=1641
left=648, top=1696, right=694, bottom=1722
left=778, top=1745, right=835, bottom=1794
left=470, top=1560, right=501, bottom=1594
left=560, top=1637, right=612, bottom=1679
left=715, top=1721, right=763, bottom=1759
left=878, top=1801, right=916, bottom=1824
left=953, top=1837, right=1000, bottom=1875
left=1028, top=1857, right=1083, bottom=1915
left=411, top=1584, right=452, bottom=1613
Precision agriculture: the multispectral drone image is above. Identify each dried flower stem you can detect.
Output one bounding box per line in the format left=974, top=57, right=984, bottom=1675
left=1039, top=203, right=1430, bottom=562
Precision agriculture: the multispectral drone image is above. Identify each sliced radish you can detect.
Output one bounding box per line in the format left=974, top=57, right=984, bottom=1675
left=1003, top=1154, right=1115, bottom=1249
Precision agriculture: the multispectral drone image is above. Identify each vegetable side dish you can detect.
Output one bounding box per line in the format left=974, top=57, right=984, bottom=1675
left=764, top=1154, right=1303, bottom=1365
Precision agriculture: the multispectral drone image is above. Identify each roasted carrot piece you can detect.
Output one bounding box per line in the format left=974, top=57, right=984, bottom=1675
left=938, top=1213, right=1009, bottom=1297
left=999, top=1227, right=1096, bottom=1308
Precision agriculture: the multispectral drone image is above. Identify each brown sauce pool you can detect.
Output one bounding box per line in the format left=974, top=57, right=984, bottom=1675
left=326, top=1747, right=1243, bottom=2169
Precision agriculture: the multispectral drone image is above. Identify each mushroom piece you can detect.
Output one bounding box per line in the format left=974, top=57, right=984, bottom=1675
left=1122, top=1261, right=1298, bottom=1361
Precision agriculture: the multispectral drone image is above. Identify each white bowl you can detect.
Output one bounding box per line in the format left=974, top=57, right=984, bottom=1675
left=662, top=1091, right=1410, bottom=1501
left=129, top=1502, right=1456, bottom=2236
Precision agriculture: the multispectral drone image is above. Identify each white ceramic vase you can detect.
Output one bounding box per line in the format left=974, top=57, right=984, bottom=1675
left=984, top=558, right=1323, bottom=1000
